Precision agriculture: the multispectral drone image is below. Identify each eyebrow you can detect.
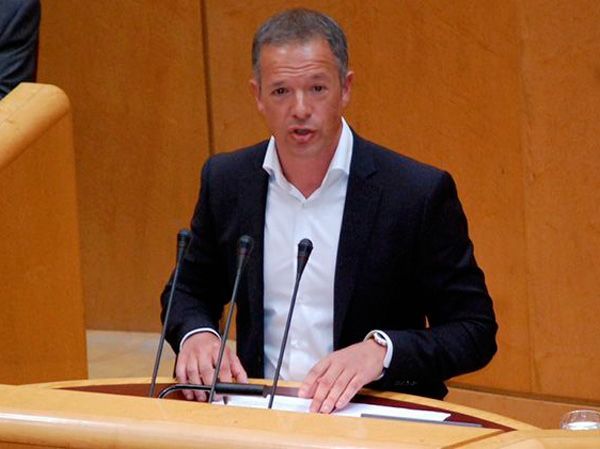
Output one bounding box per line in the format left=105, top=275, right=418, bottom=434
left=267, top=73, right=332, bottom=88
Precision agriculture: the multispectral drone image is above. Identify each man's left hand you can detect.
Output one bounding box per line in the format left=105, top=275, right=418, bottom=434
left=298, top=339, right=386, bottom=413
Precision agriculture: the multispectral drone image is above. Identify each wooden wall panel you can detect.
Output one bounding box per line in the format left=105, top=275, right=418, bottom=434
left=204, top=1, right=530, bottom=392
left=518, top=1, right=600, bottom=400
left=32, top=0, right=600, bottom=403
left=0, top=84, right=87, bottom=383
left=37, top=1, right=211, bottom=331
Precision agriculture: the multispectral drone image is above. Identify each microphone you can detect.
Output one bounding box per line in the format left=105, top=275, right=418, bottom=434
left=207, top=235, right=254, bottom=403
left=268, top=238, right=313, bottom=409
left=296, top=238, right=313, bottom=278
left=149, top=229, right=191, bottom=397
left=159, top=381, right=268, bottom=399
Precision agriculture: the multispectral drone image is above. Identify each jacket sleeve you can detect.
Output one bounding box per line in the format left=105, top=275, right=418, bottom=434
left=378, top=171, right=497, bottom=392
left=0, top=0, right=40, bottom=98
left=160, top=158, right=229, bottom=353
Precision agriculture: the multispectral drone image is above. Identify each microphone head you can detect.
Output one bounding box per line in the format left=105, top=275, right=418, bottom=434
left=177, top=229, right=192, bottom=252
left=236, top=235, right=254, bottom=270
left=296, top=238, right=313, bottom=277
left=238, top=235, right=254, bottom=257
left=298, top=238, right=313, bottom=257
left=177, top=228, right=192, bottom=243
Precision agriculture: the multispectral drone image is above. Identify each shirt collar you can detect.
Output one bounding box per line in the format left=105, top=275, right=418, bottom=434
left=262, top=118, right=353, bottom=188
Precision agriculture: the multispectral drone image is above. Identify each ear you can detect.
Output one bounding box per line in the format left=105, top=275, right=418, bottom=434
left=249, top=78, right=265, bottom=114
left=341, top=70, right=354, bottom=108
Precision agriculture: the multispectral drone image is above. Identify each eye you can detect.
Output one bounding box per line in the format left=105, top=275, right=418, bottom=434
left=272, top=87, right=288, bottom=96
left=312, top=85, right=326, bottom=93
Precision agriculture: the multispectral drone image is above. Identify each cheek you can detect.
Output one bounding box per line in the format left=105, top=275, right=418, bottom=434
left=322, top=102, right=343, bottom=120
left=262, top=110, right=286, bottom=133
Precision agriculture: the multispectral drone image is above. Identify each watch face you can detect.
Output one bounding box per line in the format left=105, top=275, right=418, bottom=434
left=373, top=333, right=387, bottom=347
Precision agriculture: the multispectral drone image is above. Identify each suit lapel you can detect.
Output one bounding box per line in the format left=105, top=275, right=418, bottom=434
left=334, top=136, right=381, bottom=348
left=237, top=147, right=269, bottom=333
left=236, top=137, right=381, bottom=350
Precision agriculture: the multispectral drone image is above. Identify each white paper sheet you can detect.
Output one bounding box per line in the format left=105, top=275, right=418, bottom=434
left=214, top=394, right=450, bottom=422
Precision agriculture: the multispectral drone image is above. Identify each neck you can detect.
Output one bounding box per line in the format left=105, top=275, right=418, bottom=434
left=276, top=122, right=343, bottom=198
left=280, top=156, right=331, bottom=198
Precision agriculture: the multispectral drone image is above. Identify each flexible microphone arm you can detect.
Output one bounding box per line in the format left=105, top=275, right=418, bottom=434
left=268, top=238, right=313, bottom=409
left=159, top=381, right=269, bottom=399
left=208, top=235, right=254, bottom=403
left=149, top=229, right=191, bottom=397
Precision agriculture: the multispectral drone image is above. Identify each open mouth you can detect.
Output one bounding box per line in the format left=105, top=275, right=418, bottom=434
left=290, top=128, right=315, bottom=141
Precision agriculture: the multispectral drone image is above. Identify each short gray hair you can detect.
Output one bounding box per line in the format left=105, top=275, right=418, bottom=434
left=252, top=9, right=349, bottom=82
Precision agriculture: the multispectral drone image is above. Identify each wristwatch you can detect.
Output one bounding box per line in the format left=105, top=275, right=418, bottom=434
left=371, top=331, right=388, bottom=348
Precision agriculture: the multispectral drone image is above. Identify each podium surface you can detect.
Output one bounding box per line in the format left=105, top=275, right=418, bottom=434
left=459, top=429, right=600, bottom=448
left=0, top=378, right=537, bottom=449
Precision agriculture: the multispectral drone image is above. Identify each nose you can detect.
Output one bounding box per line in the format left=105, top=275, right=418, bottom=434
left=292, top=92, right=311, bottom=120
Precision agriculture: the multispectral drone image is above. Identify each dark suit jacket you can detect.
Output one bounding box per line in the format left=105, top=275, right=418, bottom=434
left=0, top=0, right=40, bottom=99
left=162, top=133, right=497, bottom=399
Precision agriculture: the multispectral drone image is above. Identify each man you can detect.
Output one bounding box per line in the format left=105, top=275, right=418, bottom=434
left=0, top=0, right=40, bottom=99
left=162, top=8, right=497, bottom=414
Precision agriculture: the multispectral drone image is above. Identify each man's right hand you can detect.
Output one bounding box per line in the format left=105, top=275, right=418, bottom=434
left=175, top=332, right=248, bottom=401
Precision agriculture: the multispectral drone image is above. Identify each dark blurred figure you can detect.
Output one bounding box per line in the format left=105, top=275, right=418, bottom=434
left=0, top=0, right=40, bottom=99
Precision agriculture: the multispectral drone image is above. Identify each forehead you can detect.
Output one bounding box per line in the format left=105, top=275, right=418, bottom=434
left=258, top=38, right=338, bottom=80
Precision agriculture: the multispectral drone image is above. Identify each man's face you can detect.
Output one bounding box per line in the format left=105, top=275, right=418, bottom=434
left=251, top=38, right=353, bottom=162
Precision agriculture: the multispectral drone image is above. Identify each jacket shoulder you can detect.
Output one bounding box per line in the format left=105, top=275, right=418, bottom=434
left=207, top=141, right=268, bottom=173
left=355, top=136, right=450, bottom=194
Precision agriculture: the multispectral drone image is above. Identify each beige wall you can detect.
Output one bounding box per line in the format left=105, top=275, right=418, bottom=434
left=516, top=0, right=600, bottom=401
left=38, top=0, right=211, bottom=331
left=35, top=1, right=599, bottom=403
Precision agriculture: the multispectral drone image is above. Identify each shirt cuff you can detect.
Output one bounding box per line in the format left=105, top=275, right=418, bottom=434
left=364, top=330, right=393, bottom=379
left=179, top=327, right=221, bottom=352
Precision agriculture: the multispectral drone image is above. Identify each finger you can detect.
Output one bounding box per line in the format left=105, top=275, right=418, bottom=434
left=217, top=350, right=233, bottom=383
left=299, top=359, right=329, bottom=399
left=206, top=346, right=227, bottom=402
left=309, top=364, right=343, bottom=413
left=175, top=354, right=193, bottom=400
left=335, top=374, right=363, bottom=411
left=198, top=350, right=217, bottom=385
left=200, top=344, right=228, bottom=401
left=318, top=369, right=354, bottom=414
left=175, top=354, right=188, bottom=383
left=229, top=353, right=248, bottom=383
left=185, top=357, right=207, bottom=402
left=206, top=352, right=229, bottom=403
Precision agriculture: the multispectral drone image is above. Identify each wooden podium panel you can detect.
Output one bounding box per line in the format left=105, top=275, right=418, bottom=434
left=0, top=379, right=530, bottom=449
left=0, top=83, right=87, bottom=384
left=459, top=429, right=600, bottom=449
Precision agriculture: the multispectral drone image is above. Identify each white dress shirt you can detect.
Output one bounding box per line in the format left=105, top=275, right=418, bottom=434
left=262, top=119, right=353, bottom=381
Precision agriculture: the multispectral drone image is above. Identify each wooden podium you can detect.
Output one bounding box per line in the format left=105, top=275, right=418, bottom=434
left=0, top=378, right=538, bottom=449
left=0, top=83, right=87, bottom=386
